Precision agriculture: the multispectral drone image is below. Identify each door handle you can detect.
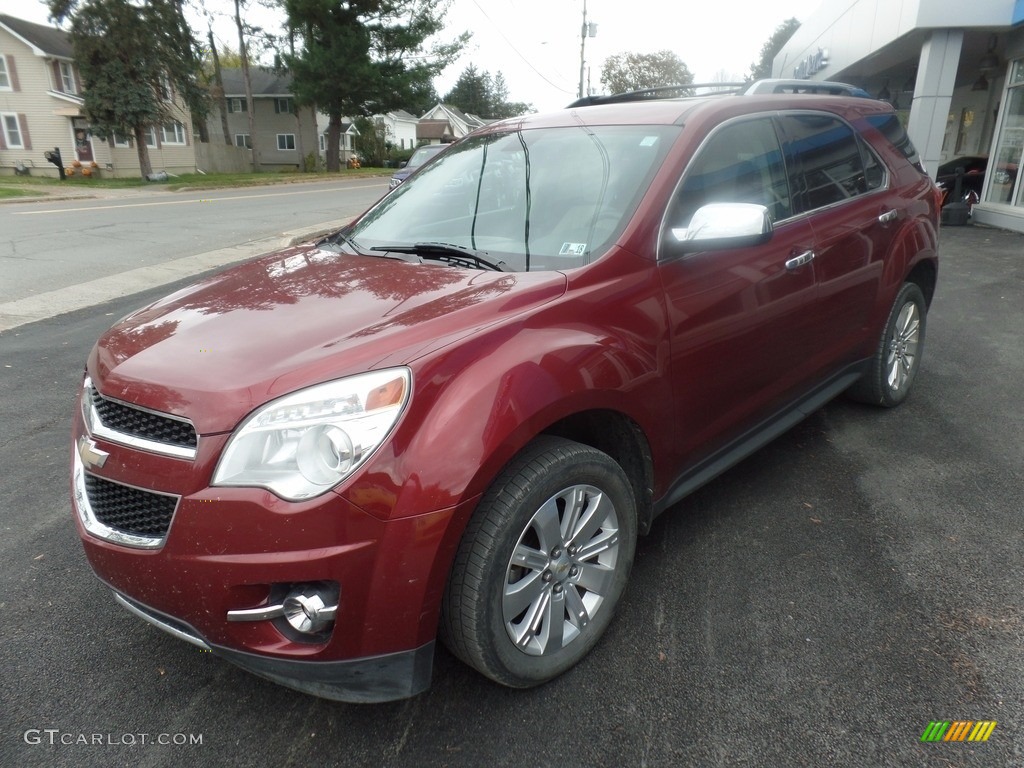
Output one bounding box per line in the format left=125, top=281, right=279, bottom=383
left=785, top=250, right=815, bottom=270
left=878, top=209, right=898, bottom=224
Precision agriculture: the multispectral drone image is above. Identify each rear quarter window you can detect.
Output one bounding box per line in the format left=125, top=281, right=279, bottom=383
left=862, top=113, right=921, bottom=167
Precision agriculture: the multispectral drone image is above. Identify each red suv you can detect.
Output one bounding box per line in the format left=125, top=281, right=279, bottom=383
left=71, top=81, right=939, bottom=702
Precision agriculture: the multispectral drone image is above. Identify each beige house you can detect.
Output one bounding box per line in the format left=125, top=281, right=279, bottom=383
left=418, top=104, right=486, bottom=143
left=213, top=67, right=323, bottom=171
left=0, top=13, right=200, bottom=179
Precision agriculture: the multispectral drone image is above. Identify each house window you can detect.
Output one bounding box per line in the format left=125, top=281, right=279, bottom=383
left=2, top=113, right=24, bottom=148
left=161, top=121, right=185, bottom=145
left=59, top=61, right=76, bottom=93
left=0, top=57, right=12, bottom=90
left=228, top=98, right=246, bottom=113
left=319, top=134, right=325, bottom=152
left=158, top=74, right=172, bottom=101
left=277, top=133, right=296, bottom=151
left=145, top=127, right=157, bottom=147
left=234, top=133, right=252, bottom=149
left=274, top=98, right=292, bottom=114
left=111, top=132, right=131, bottom=147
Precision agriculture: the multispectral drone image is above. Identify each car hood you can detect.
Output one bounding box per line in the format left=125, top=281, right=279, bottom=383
left=89, top=244, right=567, bottom=434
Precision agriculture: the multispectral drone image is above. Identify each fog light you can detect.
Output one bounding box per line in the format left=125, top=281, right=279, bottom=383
left=227, top=584, right=339, bottom=636
left=283, top=590, right=338, bottom=634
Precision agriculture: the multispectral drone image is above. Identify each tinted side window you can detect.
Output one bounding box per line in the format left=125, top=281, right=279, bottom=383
left=781, top=114, right=871, bottom=212
left=864, top=113, right=920, bottom=166
left=671, top=117, right=791, bottom=226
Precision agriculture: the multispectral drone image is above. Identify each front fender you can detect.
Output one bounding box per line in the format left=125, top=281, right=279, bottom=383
left=339, top=273, right=669, bottom=521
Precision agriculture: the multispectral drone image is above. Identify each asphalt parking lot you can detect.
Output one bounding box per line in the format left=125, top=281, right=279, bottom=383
left=0, top=222, right=1021, bottom=767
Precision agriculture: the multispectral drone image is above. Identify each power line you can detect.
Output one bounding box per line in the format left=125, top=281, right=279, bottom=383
left=468, top=0, right=574, bottom=96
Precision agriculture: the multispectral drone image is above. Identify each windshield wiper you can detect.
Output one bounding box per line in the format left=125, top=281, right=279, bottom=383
left=371, top=242, right=507, bottom=271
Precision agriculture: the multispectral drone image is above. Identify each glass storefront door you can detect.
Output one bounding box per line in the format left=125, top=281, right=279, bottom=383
left=987, top=60, right=1024, bottom=207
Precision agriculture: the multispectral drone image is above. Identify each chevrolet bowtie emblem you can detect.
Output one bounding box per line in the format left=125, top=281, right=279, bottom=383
left=78, top=436, right=109, bottom=470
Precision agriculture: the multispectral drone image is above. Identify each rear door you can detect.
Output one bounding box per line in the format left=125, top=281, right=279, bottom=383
left=777, top=111, right=894, bottom=373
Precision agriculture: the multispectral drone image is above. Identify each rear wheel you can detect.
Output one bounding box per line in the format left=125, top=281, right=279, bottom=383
left=848, top=282, right=927, bottom=407
left=441, top=436, right=637, bottom=687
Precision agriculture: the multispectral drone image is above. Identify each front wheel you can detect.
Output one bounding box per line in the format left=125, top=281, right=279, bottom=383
left=441, top=437, right=637, bottom=688
left=848, top=282, right=927, bottom=407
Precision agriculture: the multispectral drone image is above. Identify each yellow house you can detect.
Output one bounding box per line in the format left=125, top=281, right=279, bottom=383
left=1, top=12, right=198, bottom=179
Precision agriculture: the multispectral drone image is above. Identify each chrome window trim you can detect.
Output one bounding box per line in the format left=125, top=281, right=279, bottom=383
left=83, top=376, right=198, bottom=460
left=72, top=448, right=178, bottom=549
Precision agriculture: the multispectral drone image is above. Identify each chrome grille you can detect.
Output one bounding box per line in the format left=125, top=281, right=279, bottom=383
left=83, top=473, right=177, bottom=538
left=89, top=387, right=197, bottom=450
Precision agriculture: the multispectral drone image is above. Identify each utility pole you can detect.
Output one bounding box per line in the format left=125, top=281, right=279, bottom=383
left=578, top=1, right=596, bottom=99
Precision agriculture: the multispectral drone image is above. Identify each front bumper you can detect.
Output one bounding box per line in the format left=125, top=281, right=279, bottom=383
left=71, top=395, right=473, bottom=703
left=112, top=591, right=434, bottom=703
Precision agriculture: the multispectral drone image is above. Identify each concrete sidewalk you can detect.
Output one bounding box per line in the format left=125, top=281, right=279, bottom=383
left=937, top=219, right=1024, bottom=257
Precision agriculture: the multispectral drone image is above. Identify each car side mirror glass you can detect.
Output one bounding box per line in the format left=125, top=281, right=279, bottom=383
left=398, top=160, right=408, bottom=168
left=668, top=203, right=773, bottom=254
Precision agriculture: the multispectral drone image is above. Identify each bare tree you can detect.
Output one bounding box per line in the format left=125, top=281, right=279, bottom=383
left=233, top=0, right=260, bottom=171
left=207, top=25, right=233, bottom=146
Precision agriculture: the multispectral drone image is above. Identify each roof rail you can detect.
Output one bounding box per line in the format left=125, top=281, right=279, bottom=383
left=740, top=79, right=874, bottom=98
left=566, top=79, right=875, bottom=108
left=566, top=82, right=746, bottom=108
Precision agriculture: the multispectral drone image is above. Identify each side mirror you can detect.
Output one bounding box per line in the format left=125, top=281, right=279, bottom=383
left=398, top=160, right=408, bottom=168
left=667, top=203, right=773, bottom=253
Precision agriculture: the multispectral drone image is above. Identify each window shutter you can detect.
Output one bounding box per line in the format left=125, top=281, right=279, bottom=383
left=51, top=61, right=63, bottom=92
left=274, top=99, right=280, bottom=114
left=6, top=55, right=20, bottom=91
left=0, top=126, right=6, bottom=150
left=18, top=114, right=31, bottom=150
left=73, top=65, right=82, bottom=94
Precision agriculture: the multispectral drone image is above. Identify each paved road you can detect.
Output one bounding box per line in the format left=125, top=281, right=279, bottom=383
left=0, top=177, right=388, bottom=329
left=0, top=224, right=1022, bottom=767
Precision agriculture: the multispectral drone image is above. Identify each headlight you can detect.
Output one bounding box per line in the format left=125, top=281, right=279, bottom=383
left=212, top=369, right=411, bottom=501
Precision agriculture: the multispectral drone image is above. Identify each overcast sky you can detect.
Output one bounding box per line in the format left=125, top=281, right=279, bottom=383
left=6, top=0, right=822, bottom=113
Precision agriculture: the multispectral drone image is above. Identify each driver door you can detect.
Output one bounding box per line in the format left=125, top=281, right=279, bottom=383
left=657, top=116, right=820, bottom=463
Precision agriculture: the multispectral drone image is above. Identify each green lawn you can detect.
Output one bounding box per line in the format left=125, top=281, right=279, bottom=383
left=0, top=186, right=35, bottom=199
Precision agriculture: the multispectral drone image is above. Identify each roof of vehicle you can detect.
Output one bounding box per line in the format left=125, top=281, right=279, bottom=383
left=476, top=81, right=893, bottom=135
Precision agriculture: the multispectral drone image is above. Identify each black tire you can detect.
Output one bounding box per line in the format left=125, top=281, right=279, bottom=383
left=440, top=436, right=637, bottom=688
left=848, top=282, right=927, bottom=407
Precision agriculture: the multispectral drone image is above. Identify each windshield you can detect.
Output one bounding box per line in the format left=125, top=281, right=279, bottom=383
left=349, top=125, right=676, bottom=272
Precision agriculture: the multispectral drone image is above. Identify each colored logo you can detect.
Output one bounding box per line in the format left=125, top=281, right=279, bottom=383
left=921, top=721, right=997, bottom=742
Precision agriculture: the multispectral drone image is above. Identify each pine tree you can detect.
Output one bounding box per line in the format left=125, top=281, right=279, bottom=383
left=50, top=0, right=208, bottom=178
left=283, top=0, right=466, bottom=171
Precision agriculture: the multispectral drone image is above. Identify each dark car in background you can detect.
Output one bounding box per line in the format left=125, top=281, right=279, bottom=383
left=71, top=81, right=939, bottom=704
left=388, top=143, right=449, bottom=189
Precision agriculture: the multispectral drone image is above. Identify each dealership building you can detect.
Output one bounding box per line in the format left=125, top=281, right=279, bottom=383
left=773, top=0, right=1024, bottom=233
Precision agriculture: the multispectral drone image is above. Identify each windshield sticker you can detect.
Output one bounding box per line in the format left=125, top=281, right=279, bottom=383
left=559, top=242, right=588, bottom=256
left=640, top=136, right=659, bottom=147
